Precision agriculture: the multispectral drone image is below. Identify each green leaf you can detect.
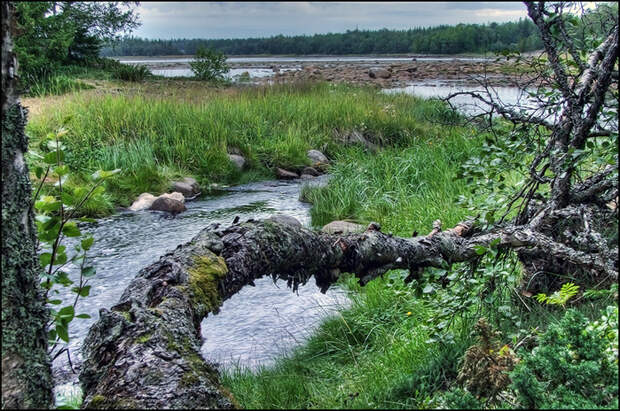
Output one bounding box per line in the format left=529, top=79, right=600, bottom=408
left=43, top=150, right=64, bottom=165
left=474, top=245, right=487, bottom=255
left=56, top=324, right=69, bottom=342
left=76, top=313, right=91, bottom=319
left=81, top=236, right=94, bottom=251
left=82, top=266, right=96, bottom=277
left=39, top=252, right=53, bottom=267
left=57, top=305, right=75, bottom=322
left=71, top=285, right=91, bottom=297
left=53, top=165, right=70, bottom=177
left=47, top=299, right=63, bottom=305
left=34, top=166, right=45, bottom=179
left=35, top=195, right=62, bottom=213
left=62, top=221, right=81, bottom=237
left=54, top=271, right=73, bottom=286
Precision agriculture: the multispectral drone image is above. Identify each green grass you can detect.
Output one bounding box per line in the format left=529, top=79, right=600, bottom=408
left=221, top=275, right=476, bottom=409
left=26, top=82, right=464, bottom=213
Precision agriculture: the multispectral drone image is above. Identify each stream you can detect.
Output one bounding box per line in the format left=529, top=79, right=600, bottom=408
left=51, top=175, right=350, bottom=399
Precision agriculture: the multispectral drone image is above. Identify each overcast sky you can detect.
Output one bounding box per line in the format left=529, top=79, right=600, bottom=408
left=131, top=2, right=531, bottom=39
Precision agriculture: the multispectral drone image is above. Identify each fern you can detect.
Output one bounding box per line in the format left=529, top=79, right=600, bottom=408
left=535, top=282, right=580, bottom=307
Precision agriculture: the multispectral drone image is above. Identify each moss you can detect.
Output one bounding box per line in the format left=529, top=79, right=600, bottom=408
left=89, top=395, right=106, bottom=406
left=135, top=332, right=152, bottom=344
left=187, top=251, right=228, bottom=315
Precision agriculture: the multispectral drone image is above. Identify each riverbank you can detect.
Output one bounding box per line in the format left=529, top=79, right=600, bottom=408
left=117, top=54, right=535, bottom=88
left=25, top=81, right=464, bottom=217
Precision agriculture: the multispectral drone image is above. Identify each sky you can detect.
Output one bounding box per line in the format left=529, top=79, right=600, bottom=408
left=131, top=2, right=531, bottom=40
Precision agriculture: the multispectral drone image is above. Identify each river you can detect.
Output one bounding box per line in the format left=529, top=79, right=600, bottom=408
left=51, top=176, right=350, bottom=401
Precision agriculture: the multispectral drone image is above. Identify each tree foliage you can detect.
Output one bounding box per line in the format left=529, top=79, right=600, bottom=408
left=14, top=1, right=140, bottom=80
left=189, top=46, right=230, bottom=81
left=101, top=19, right=543, bottom=57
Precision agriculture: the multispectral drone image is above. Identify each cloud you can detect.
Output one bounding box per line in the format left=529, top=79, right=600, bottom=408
left=132, top=2, right=530, bottom=39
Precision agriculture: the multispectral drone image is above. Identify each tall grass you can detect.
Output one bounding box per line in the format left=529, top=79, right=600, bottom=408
left=26, top=82, right=463, bottom=212
left=24, top=74, right=94, bottom=97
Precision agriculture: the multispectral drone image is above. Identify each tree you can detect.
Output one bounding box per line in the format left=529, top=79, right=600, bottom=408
left=14, top=1, right=140, bottom=79
left=189, top=46, right=230, bottom=82
left=1, top=2, right=54, bottom=408
left=444, top=1, right=618, bottom=292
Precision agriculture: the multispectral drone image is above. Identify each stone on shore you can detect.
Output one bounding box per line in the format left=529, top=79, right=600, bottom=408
left=129, top=193, right=157, bottom=211
left=171, top=177, right=200, bottom=198
left=307, top=149, right=329, bottom=166
left=276, top=168, right=299, bottom=180
left=228, top=154, right=246, bottom=171
left=149, top=197, right=187, bottom=214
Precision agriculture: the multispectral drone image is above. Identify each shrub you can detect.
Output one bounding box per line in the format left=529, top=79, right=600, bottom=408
left=189, top=46, right=230, bottom=81
left=110, top=63, right=152, bottom=82
left=510, top=307, right=619, bottom=409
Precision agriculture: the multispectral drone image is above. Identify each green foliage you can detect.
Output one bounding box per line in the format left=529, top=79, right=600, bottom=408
left=535, top=282, right=580, bottom=308
left=510, top=307, right=619, bottom=409
left=26, top=74, right=94, bottom=98
left=189, top=47, right=230, bottom=82
left=101, top=19, right=542, bottom=57
left=28, top=127, right=119, bottom=362
left=27, top=82, right=461, bottom=215
left=110, top=63, right=152, bottom=82
left=14, top=2, right=140, bottom=82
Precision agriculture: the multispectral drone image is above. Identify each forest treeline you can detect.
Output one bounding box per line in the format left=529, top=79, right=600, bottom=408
left=100, top=19, right=543, bottom=56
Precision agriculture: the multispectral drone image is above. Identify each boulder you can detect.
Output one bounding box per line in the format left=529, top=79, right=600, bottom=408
left=300, top=174, right=315, bottom=180
left=321, top=220, right=366, bottom=235
left=149, top=197, right=187, bottom=214
left=307, top=149, right=329, bottom=166
left=171, top=177, right=200, bottom=198
left=159, top=192, right=185, bottom=204
left=129, top=193, right=157, bottom=211
left=276, top=168, right=299, bottom=180
left=368, top=67, right=391, bottom=79
left=228, top=154, right=246, bottom=171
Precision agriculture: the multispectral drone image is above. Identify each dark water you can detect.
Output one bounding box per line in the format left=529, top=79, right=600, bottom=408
left=51, top=175, right=349, bottom=399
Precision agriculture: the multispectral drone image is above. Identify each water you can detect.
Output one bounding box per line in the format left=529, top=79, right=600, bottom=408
left=384, top=79, right=536, bottom=116
left=51, top=175, right=349, bottom=391
left=118, top=55, right=490, bottom=64
left=151, top=67, right=300, bottom=79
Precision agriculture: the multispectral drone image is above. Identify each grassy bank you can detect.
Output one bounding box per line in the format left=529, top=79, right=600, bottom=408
left=221, top=135, right=618, bottom=410
left=26, top=81, right=460, bottom=216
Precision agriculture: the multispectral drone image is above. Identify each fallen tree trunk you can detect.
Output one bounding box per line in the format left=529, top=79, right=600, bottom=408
left=79, top=204, right=618, bottom=408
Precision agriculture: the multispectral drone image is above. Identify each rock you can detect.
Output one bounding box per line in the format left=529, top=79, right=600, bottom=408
left=159, top=192, right=185, bottom=204
left=302, top=166, right=321, bottom=176
left=171, top=177, right=200, bottom=198
left=149, top=197, right=187, bottom=214
left=276, top=168, right=299, bottom=180
left=228, top=154, right=246, bottom=171
left=266, top=214, right=302, bottom=227
left=300, top=174, right=315, bottom=179
left=129, top=193, right=157, bottom=211
left=171, top=182, right=195, bottom=197
left=321, top=220, right=366, bottom=235
left=307, top=149, right=329, bottom=166
left=368, top=67, right=391, bottom=79
left=339, top=130, right=378, bottom=152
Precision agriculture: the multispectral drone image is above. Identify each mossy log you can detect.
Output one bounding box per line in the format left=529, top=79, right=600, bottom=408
left=80, top=211, right=617, bottom=408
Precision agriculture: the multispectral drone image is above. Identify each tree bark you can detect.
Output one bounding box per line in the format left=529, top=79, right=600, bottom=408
left=1, top=2, right=54, bottom=408
left=80, top=210, right=618, bottom=408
